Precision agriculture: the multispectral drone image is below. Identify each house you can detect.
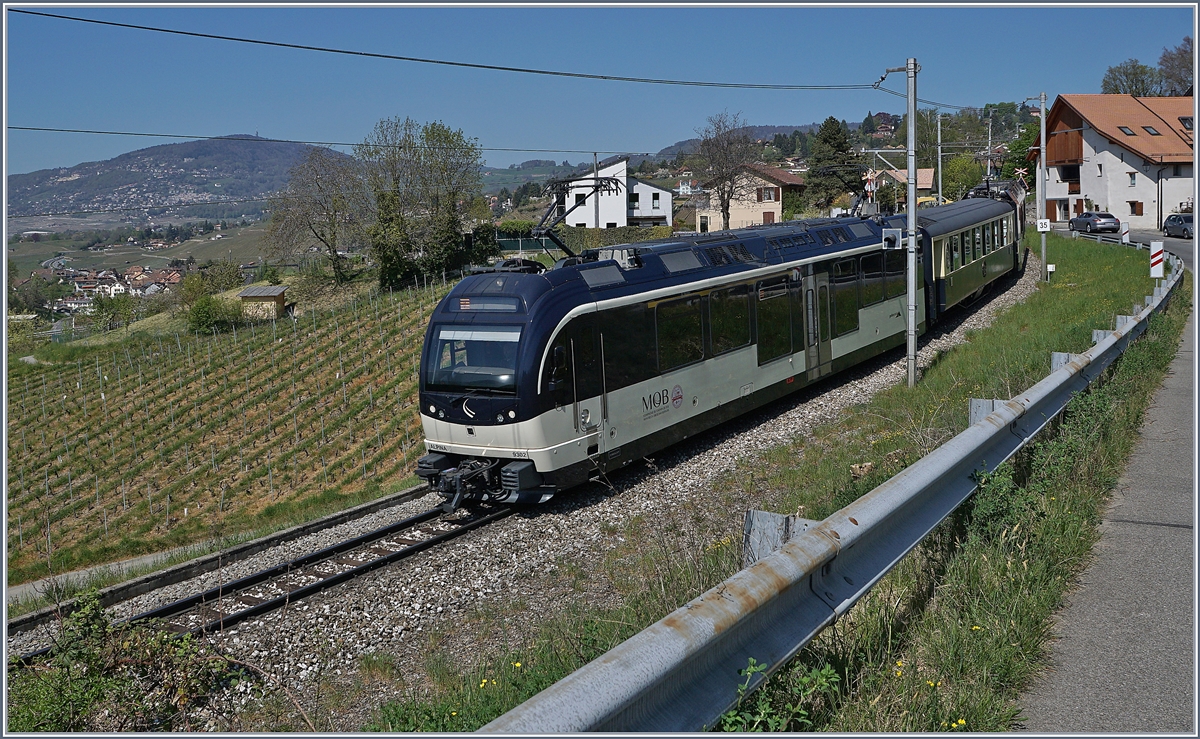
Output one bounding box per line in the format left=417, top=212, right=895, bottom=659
left=868, top=168, right=936, bottom=205
left=693, top=163, right=806, bottom=232
left=1033, top=94, right=1193, bottom=229
left=560, top=159, right=673, bottom=228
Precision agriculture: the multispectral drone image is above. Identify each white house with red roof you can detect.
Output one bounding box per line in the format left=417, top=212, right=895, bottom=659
left=1034, top=93, right=1193, bottom=230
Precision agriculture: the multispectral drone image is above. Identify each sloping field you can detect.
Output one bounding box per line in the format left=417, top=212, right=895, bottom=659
left=7, top=282, right=451, bottom=584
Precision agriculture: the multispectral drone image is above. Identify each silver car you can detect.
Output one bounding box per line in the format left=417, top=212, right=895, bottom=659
left=1068, top=211, right=1121, bottom=233
left=1163, top=213, right=1193, bottom=239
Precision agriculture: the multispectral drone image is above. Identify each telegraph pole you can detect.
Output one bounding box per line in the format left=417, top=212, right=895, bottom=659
left=1039, top=92, right=1047, bottom=281
left=905, top=58, right=919, bottom=387
left=986, top=111, right=993, bottom=178
left=593, top=152, right=600, bottom=230
left=937, top=112, right=943, bottom=205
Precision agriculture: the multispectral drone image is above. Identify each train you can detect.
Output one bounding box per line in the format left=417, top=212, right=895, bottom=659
left=415, top=180, right=1028, bottom=510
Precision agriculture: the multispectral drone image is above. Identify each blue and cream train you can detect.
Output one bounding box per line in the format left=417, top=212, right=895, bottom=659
left=416, top=182, right=1027, bottom=509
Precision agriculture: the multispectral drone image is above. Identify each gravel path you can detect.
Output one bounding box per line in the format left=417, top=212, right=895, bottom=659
left=11, top=255, right=1043, bottom=731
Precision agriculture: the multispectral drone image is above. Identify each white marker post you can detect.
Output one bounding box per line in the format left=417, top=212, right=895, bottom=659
left=1151, top=241, right=1165, bottom=278
left=1121, top=221, right=1130, bottom=244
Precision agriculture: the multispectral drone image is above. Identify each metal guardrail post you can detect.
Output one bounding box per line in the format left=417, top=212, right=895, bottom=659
left=481, top=245, right=1183, bottom=733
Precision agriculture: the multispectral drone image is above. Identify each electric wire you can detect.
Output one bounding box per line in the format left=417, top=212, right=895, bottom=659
left=11, top=9, right=879, bottom=92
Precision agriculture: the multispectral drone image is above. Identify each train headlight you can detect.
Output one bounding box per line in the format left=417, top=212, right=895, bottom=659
left=429, top=404, right=436, bottom=414
left=508, top=410, right=516, bottom=419
left=437, top=409, right=445, bottom=419
left=496, top=413, right=505, bottom=423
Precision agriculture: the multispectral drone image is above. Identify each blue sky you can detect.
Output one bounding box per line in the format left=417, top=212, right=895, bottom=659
left=4, top=4, right=1195, bottom=176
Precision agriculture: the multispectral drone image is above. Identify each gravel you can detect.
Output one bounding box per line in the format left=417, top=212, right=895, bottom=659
left=10, top=257, right=1043, bottom=730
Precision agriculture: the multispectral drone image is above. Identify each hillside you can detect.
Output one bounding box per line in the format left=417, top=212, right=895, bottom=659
left=6, top=279, right=450, bottom=585
left=7, top=135, right=318, bottom=220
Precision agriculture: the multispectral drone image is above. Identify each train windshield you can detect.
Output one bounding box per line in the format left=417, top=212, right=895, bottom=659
left=425, top=324, right=522, bottom=393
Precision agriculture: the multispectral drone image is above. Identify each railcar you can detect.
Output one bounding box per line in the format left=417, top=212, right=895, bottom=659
left=415, top=191, right=1025, bottom=510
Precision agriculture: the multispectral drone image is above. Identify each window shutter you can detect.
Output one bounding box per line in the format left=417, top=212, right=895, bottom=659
left=757, top=188, right=763, bottom=202
left=1135, top=201, right=1144, bottom=216
left=775, top=187, right=781, bottom=201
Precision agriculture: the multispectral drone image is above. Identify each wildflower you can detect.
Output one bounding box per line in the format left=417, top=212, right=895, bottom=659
left=451, top=712, right=457, bottom=716
left=895, top=670, right=903, bottom=677
left=479, top=680, right=487, bottom=688
left=936, top=681, right=942, bottom=687
left=971, top=625, right=981, bottom=631
left=896, top=660, right=904, bottom=667
left=513, top=662, right=522, bottom=669
left=927, top=681, right=935, bottom=687
left=957, top=719, right=966, bottom=725
left=491, top=679, right=496, bottom=685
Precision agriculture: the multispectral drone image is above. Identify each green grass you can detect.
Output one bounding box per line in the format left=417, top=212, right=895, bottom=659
left=365, top=233, right=1188, bottom=731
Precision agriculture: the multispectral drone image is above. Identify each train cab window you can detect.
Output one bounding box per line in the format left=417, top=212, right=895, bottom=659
left=601, top=304, right=655, bottom=390
left=657, top=297, right=705, bottom=372
left=756, top=277, right=791, bottom=364
left=709, top=285, right=751, bottom=355
left=885, top=249, right=906, bottom=299
left=831, top=258, right=859, bottom=336
left=860, top=252, right=885, bottom=306
left=428, top=325, right=522, bottom=394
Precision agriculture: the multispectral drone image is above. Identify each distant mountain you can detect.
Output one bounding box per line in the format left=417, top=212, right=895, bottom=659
left=7, top=136, right=317, bottom=219
left=653, top=123, right=859, bottom=161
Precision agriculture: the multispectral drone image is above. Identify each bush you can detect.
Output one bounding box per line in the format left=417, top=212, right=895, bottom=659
left=187, top=294, right=241, bottom=333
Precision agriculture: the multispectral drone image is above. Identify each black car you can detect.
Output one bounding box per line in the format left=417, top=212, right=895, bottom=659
left=1163, top=213, right=1193, bottom=239
left=1068, top=211, right=1121, bottom=233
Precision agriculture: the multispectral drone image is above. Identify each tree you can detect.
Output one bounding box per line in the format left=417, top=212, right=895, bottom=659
left=695, top=111, right=761, bottom=231
left=1000, top=122, right=1040, bottom=182
left=353, top=117, right=484, bottom=287
left=1159, top=36, right=1193, bottom=95
left=1101, top=59, right=1165, bottom=96
left=91, top=293, right=135, bottom=333
left=266, top=147, right=367, bottom=284
left=804, top=116, right=864, bottom=209
left=942, top=155, right=984, bottom=201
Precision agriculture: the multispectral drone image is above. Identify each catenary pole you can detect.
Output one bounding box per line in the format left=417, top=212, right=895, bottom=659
left=905, top=58, right=919, bottom=387
left=1039, top=91, right=1048, bottom=282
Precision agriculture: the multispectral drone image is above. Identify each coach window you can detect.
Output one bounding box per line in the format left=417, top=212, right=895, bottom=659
left=885, top=248, right=906, bottom=299
left=710, top=285, right=751, bottom=355
left=983, top=222, right=992, bottom=254
left=657, top=296, right=704, bottom=372
left=860, top=252, right=885, bottom=305
left=756, top=277, right=791, bottom=364
left=973, top=227, right=983, bottom=261
left=950, top=234, right=961, bottom=271
left=832, top=258, right=859, bottom=336
left=602, top=304, right=656, bottom=390
left=1002, top=217, right=1010, bottom=245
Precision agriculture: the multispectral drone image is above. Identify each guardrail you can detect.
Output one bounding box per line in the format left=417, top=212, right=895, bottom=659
left=481, top=245, right=1184, bottom=733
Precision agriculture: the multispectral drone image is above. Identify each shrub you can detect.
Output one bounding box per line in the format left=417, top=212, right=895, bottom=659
left=187, top=294, right=241, bottom=333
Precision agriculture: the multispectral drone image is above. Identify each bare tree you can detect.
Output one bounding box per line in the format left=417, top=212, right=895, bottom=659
left=1101, top=58, right=1165, bottom=97
left=265, top=147, right=368, bottom=284
left=1159, top=36, right=1193, bottom=96
left=696, top=111, right=760, bottom=231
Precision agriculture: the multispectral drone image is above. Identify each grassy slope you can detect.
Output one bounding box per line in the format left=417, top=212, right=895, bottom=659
left=366, top=233, right=1189, bottom=732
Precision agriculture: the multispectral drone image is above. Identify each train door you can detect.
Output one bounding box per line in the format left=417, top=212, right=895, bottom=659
left=569, top=315, right=606, bottom=462
left=803, top=272, right=832, bottom=380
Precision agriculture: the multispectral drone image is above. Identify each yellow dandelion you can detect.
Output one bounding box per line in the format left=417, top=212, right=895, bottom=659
left=491, top=679, right=497, bottom=685
left=895, top=670, right=903, bottom=677
left=513, top=662, right=522, bottom=668
left=896, top=660, right=904, bottom=667
left=971, top=625, right=981, bottom=631
left=927, top=681, right=935, bottom=687
left=480, top=680, right=487, bottom=688
left=451, top=712, right=457, bottom=716
left=936, top=681, right=942, bottom=687
left=957, top=718, right=965, bottom=725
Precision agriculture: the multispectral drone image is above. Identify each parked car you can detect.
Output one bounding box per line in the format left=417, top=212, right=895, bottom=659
left=1163, top=213, right=1193, bottom=239
left=1068, top=211, right=1121, bottom=233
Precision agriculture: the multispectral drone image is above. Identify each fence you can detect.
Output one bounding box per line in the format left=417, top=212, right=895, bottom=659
left=481, top=243, right=1185, bottom=733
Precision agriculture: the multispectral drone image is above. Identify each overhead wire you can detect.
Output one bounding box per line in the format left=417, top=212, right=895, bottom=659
left=10, top=9, right=879, bottom=92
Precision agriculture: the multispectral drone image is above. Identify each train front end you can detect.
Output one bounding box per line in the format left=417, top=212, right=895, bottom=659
left=414, top=269, right=560, bottom=511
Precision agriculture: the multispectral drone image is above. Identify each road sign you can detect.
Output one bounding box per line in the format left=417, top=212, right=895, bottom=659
left=1120, top=221, right=1130, bottom=244
left=1151, top=241, right=1164, bottom=278
left=1015, top=167, right=1028, bottom=177
left=1036, top=219, right=1050, bottom=233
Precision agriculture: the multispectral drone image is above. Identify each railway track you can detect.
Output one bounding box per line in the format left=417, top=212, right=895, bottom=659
left=16, top=501, right=513, bottom=664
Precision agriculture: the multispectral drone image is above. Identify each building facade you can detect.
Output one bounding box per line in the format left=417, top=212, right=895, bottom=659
left=561, top=159, right=673, bottom=228
left=1039, top=94, right=1193, bottom=230
left=693, top=163, right=806, bottom=232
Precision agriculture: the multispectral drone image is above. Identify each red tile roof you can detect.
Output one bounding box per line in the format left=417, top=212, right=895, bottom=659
left=1052, top=94, right=1193, bottom=164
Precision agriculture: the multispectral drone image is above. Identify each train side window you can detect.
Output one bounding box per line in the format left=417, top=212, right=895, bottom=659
left=602, top=304, right=655, bottom=390
left=885, top=249, right=906, bottom=299
left=657, top=296, right=704, bottom=372
left=543, top=335, right=573, bottom=406
left=832, top=258, right=859, bottom=336
left=710, top=285, right=751, bottom=355
left=973, top=227, right=982, bottom=261
left=860, top=252, right=884, bottom=306
left=983, top=222, right=992, bottom=254
left=756, top=277, right=791, bottom=364
left=950, top=234, right=961, bottom=271
left=1002, top=217, right=1010, bottom=245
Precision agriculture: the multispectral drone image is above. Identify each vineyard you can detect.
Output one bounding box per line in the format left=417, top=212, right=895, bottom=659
left=6, top=280, right=453, bottom=585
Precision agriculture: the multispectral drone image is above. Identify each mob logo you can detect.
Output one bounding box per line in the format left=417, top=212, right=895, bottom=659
left=642, top=388, right=671, bottom=413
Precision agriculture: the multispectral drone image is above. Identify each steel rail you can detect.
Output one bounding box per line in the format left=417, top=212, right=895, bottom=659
left=482, top=247, right=1184, bottom=733
left=16, top=503, right=513, bottom=664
